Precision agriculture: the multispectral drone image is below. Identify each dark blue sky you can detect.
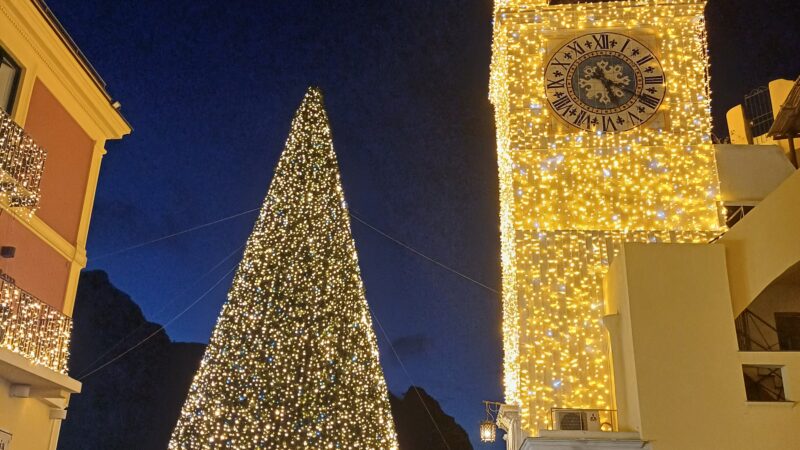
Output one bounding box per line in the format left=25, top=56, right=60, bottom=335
left=47, top=0, right=799, bottom=447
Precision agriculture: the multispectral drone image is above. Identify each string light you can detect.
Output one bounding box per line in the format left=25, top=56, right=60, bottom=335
left=0, top=108, right=47, bottom=215
left=0, top=272, right=71, bottom=374
left=490, top=0, right=724, bottom=435
left=169, top=87, right=398, bottom=449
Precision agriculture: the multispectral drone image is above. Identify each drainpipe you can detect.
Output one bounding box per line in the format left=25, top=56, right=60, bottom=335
left=788, top=135, right=798, bottom=169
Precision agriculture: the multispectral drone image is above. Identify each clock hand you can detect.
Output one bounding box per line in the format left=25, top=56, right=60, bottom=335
left=594, top=68, right=619, bottom=103
left=589, top=66, right=637, bottom=106
left=589, top=62, right=637, bottom=100
left=612, top=82, right=637, bottom=97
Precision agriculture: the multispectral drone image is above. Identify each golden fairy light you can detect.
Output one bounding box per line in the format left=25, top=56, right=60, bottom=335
left=169, top=87, right=398, bottom=450
left=0, top=108, right=47, bottom=215
left=490, top=0, right=724, bottom=435
left=0, top=273, right=72, bottom=374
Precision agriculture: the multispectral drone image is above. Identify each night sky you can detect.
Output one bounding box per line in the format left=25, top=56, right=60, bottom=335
left=46, top=0, right=800, bottom=447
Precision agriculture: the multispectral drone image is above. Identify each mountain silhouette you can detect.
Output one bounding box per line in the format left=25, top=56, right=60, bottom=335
left=59, top=271, right=204, bottom=450
left=59, top=271, right=472, bottom=450
left=390, top=387, right=474, bottom=450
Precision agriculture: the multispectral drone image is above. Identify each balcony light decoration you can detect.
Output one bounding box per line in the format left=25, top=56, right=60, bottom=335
left=169, top=88, right=398, bottom=450
left=0, top=272, right=71, bottom=373
left=0, top=108, right=47, bottom=215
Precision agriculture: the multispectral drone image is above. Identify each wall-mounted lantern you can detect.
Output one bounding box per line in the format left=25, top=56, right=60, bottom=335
left=480, top=401, right=503, bottom=443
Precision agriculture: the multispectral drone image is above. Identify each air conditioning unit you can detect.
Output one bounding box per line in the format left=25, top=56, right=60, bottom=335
left=553, top=409, right=601, bottom=431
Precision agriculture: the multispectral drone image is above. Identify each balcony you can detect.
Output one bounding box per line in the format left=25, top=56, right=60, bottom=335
left=0, top=108, right=47, bottom=214
left=0, top=272, right=71, bottom=374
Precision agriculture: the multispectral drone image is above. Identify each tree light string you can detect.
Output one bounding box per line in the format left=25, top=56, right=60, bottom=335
left=74, top=221, right=458, bottom=447
left=169, top=87, right=398, bottom=449
left=89, top=203, right=498, bottom=295
left=368, top=300, right=453, bottom=450
left=349, top=210, right=499, bottom=294
left=89, top=208, right=260, bottom=262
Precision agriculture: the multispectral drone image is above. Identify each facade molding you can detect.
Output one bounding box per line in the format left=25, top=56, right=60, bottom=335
left=0, top=349, right=80, bottom=394
left=0, top=202, right=87, bottom=266
left=0, top=0, right=130, bottom=141
left=0, top=0, right=130, bottom=318
left=720, top=169, right=800, bottom=315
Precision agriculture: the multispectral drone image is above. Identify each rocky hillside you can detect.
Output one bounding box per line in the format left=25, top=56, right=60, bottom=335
left=59, top=271, right=473, bottom=450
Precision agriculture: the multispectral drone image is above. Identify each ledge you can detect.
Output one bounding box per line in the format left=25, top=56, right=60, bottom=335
left=0, top=200, right=84, bottom=265
left=523, top=431, right=647, bottom=449
left=738, top=351, right=800, bottom=367
left=745, top=401, right=796, bottom=408
left=538, top=431, right=642, bottom=441
left=0, top=348, right=80, bottom=395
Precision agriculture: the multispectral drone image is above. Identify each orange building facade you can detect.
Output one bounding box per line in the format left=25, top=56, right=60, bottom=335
left=0, top=1, right=130, bottom=448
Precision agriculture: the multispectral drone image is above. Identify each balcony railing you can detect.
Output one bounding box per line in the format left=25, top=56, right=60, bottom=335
left=736, top=309, right=780, bottom=352
left=0, top=108, right=47, bottom=213
left=0, top=272, right=71, bottom=374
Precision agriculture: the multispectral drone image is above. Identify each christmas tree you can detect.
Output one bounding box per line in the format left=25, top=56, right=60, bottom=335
left=169, top=87, right=398, bottom=449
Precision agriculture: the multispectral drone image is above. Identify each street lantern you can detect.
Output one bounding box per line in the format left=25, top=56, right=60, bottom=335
left=480, top=401, right=502, bottom=443
left=480, top=419, right=497, bottom=443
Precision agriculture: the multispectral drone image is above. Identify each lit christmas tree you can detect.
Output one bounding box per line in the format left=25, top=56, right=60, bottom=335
left=169, top=87, right=398, bottom=449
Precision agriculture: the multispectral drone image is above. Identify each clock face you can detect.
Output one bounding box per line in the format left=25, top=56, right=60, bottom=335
left=544, top=32, right=666, bottom=133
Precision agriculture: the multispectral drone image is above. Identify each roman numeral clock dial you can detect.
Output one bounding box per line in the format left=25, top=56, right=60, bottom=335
left=545, top=32, right=666, bottom=132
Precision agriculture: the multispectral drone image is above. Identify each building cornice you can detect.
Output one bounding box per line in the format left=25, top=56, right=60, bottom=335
left=0, top=0, right=131, bottom=141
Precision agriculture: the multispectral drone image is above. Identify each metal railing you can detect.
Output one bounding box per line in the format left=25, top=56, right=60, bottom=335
left=0, top=272, right=71, bottom=374
left=0, top=108, right=47, bottom=212
left=736, top=309, right=780, bottom=352
left=707, top=204, right=754, bottom=244
left=744, top=86, right=775, bottom=140
left=743, top=365, right=786, bottom=402
left=725, top=205, right=755, bottom=229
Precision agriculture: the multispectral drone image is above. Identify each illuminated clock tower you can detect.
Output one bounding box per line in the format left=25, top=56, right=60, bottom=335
left=490, top=0, right=723, bottom=436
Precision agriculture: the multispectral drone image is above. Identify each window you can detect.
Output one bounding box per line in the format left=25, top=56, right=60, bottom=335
left=776, top=313, right=800, bottom=351
left=743, top=86, right=774, bottom=140
left=743, top=365, right=786, bottom=402
left=0, top=48, right=21, bottom=114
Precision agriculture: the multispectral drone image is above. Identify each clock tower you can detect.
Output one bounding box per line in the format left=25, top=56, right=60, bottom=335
left=490, top=0, right=723, bottom=436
